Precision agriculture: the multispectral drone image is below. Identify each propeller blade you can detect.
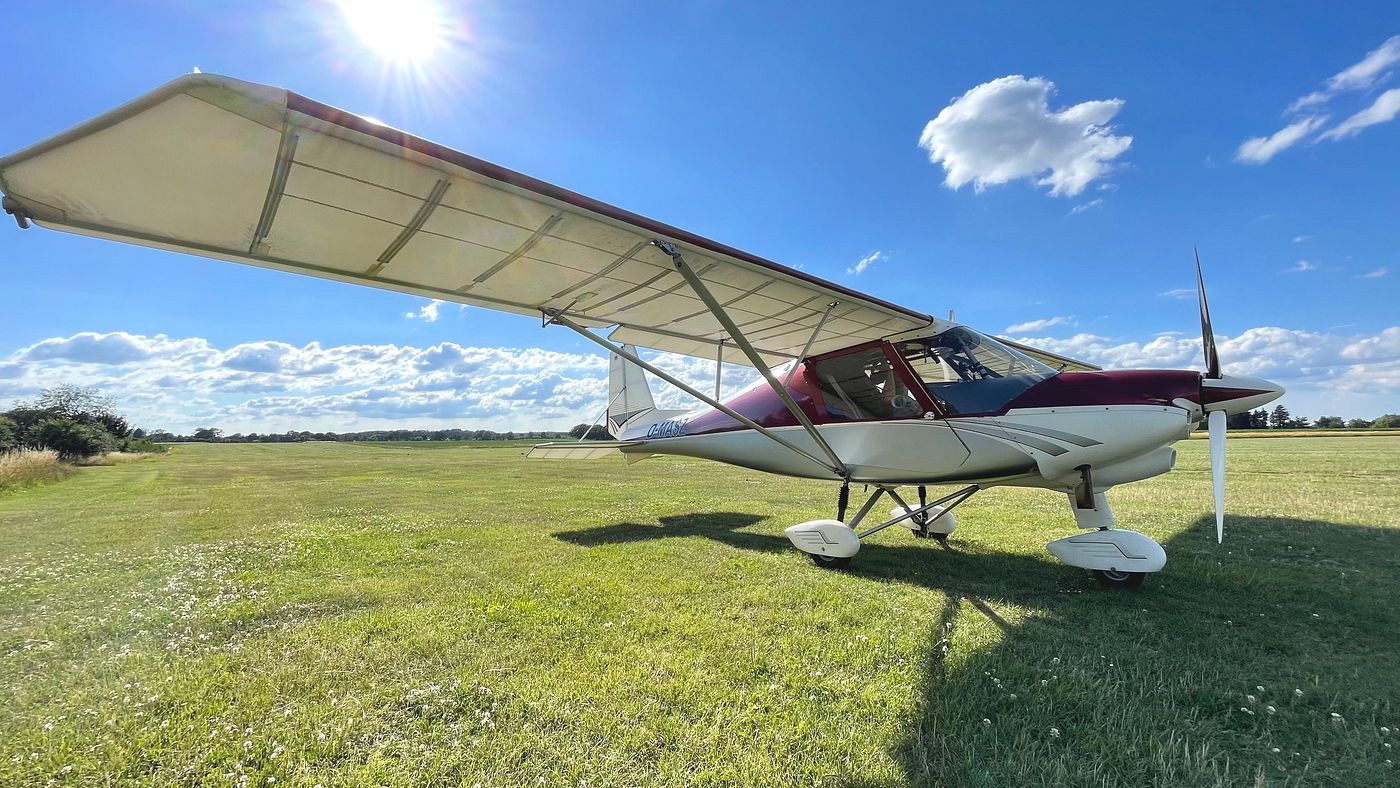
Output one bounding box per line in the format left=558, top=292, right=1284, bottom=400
left=1195, top=247, right=1221, bottom=379
left=1208, top=408, right=1226, bottom=543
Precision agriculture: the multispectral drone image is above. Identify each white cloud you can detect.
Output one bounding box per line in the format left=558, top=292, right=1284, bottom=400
left=1289, top=35, right=1400, bottom=111
left=1292, top=235, right=1310, bottom=243
left=1005, top=316, right=1076, bottom=334
left=1234, top=116, right=1329, bottom=164
left=1360, top=266, right=1388, bottom=279
left=405, top=299, right=444, bottom=322
left=1317, top=87, right=1400, bottom=140
left=6, top=322, right=1399, bottom=430
left=1284, top=260, right=1316, bottom=273
left=1070, top=198, right=1103, bottom=215
left=0, top=332, right=768, bottom=434
left=917, top=75, right=1131, bottom=197
left=1159, top=288, right=1195, bottom=300
left=1240, top=36, right=1400, bottom=161
left=847, top=250, right=885, bottom=276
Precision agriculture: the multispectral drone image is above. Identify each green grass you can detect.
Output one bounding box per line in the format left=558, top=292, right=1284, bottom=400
left=1, top=438, right=1397, bottom=786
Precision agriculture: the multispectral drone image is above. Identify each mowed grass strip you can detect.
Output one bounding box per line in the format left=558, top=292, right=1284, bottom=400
left=0, top=438, right=1397, bottom=786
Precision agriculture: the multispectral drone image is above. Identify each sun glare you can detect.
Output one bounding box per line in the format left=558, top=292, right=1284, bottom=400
left=338, top=0, right=449, bottom=64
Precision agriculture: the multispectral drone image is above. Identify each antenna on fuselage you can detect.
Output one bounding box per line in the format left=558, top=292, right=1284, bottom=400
left=947, top=309, right=956, bottom=322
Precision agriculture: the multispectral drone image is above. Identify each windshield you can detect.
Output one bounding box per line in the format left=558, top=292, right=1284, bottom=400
left=896, top=328, right=1055, bottom=414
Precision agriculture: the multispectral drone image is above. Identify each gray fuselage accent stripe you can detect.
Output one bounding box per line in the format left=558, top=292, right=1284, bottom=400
left=950, top=422, right=1069, bottom=456
left=989, top=421, right=1102, bottom=447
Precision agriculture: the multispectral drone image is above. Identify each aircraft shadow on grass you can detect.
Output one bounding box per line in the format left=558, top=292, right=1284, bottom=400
left=554, top=513, right=1399, bottom=785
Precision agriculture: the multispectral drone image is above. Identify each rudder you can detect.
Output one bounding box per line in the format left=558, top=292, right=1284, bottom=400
left=607, top=345, right=656, bottom=433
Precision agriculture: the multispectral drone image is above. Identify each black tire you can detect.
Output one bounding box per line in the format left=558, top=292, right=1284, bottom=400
left=809, top=553, right=852, bottom=570
left=1092, top=569, right=1146, bottom=589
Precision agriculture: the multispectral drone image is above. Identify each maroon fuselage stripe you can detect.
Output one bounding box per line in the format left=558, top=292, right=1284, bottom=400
left=666, top=366, right=1208, bottom=438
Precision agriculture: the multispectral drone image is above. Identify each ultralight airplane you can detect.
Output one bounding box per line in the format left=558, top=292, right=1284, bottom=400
left=0, top=74, right=1285, bottom=588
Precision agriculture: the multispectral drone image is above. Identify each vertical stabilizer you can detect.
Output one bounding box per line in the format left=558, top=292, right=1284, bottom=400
left=607, top=345, right=656, bottom=433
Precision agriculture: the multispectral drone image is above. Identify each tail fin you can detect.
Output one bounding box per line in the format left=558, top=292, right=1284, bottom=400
left=607, top=345, right=655, bottom=434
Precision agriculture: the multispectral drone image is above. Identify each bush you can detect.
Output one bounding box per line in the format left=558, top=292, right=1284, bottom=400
left=0, top=449, right=70, bottom=490
left=30, top=418, right=115, bottom=461
left=0, top=416, right=17, bottom=452
left=119, top=437, right=169, bottom=454
left=1373, top=414, right=1400, bottom=429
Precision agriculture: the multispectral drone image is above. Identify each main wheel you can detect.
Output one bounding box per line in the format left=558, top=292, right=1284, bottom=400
left=809, top=553, right=852, bottom=570
left=1092, top=568, right=1145, bottom=589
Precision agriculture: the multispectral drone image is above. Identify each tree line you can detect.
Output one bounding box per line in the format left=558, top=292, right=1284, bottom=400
left=0, top=385, right=167, bottom=460
left=150, top=424, right=614, bottom=443
left=1226, top=405, right=1399, bottom=430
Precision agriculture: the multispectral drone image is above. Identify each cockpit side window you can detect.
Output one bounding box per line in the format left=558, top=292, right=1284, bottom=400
left=898, top=328, right=1055, bottom=415
left=808, top=346, right=924, bottom=421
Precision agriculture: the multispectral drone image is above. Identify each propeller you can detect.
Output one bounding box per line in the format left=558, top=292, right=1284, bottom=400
left=1195, top=246, right=1220, bottom=380
left=1196, top=248, right=1225, bottom=543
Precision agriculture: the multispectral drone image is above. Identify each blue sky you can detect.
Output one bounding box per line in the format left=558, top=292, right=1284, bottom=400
left=1, top=1, right=1397, bottom=431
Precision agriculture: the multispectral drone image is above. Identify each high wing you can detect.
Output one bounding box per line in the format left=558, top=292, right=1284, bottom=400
left=0, top=73, right=935, bottom=366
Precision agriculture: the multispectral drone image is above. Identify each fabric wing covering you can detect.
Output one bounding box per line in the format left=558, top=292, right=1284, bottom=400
left=0, top=73, right=1097, bottom=372
left=0, top=74, right=938, bottom=367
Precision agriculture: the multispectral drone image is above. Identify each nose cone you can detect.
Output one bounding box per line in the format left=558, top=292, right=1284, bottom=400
left=1201, top=374, right=1285, bottom=414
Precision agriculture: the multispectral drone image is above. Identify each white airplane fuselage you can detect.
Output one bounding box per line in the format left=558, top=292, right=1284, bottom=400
left=610, top=347, right=1283, bottom=497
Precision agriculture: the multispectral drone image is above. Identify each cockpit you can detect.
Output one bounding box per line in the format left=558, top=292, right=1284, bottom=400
left=894, top=327, right=1056, bottom=414
left=804, top=327, right=1057, bottom=421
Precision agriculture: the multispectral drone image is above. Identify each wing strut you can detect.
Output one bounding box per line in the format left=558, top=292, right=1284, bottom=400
left=784, top=300, right=838, bottom=385
left=542, top=308, right=844, bottom=478
left=655, top=240, right=848, bottom=477
left=714, top=339, right=724, bottom=400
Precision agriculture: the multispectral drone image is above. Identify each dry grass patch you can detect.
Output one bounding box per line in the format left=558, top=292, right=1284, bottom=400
left=72, top=451, right=155, bottom=467
left=0, top=448, right=72, bottom=490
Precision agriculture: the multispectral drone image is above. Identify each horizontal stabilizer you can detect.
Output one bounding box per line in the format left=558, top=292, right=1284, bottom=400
left=526, top=441, right=636, bottom=460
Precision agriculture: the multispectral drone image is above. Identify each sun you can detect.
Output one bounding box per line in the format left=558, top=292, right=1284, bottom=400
left=337, top=0, right=449, bottom=64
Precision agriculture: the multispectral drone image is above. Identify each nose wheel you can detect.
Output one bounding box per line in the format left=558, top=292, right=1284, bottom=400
left=809, top=554, right=852, bottom=570
left=1091, top=568, right=1146, bottom=589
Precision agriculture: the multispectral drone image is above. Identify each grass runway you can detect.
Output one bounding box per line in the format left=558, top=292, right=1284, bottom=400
left=1, top=437, right=1398, bottom=786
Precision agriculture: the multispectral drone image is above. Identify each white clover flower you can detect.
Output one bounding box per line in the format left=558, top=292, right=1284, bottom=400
left=1266, top=705, right=1276, bottom=714
left=1247, top=695, right=1257, bottom=703
left=1256, top=685, right=1265, bottom=693
left=1383, top=727, right=1391, bottom=735
left=1270, top=747, right=1280, bottom=754
left=982, top=718, right=991, bottom=725
left=1240, top=707, right=1254, bottom=715
left=1049, top=727, right=1061, bottom=738
left=1294, top=689, right=1304, bottom=697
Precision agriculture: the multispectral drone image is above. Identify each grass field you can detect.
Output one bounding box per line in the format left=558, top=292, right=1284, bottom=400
left=1, top=438, right=1397, bottom=786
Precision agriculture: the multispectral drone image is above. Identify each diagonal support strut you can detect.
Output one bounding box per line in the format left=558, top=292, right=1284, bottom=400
left=654, top=240, right=848, bottom=477
left=542, top=308, right=844, bottom=478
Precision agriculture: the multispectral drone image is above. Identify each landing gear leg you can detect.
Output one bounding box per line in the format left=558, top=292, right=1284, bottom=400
left=1047, top=490, right=1166, bottom=589
left=788, top=485, right=978, bottom=569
